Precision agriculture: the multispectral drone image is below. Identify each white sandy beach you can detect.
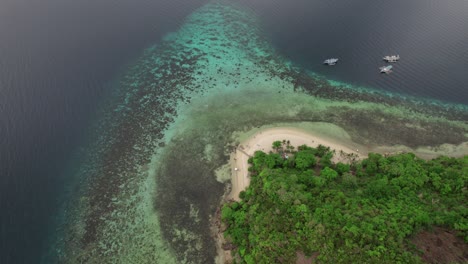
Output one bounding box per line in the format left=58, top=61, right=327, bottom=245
left=226, top=127, right=365, bottom=201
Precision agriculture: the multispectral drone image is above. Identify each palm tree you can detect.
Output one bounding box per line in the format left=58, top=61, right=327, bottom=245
left=272, top=141, right=282, bottom=152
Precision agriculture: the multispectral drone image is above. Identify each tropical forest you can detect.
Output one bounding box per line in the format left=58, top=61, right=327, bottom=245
left=221, top=141, right=467, bottom=263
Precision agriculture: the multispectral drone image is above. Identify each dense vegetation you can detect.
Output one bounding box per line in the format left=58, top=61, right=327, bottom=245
left=221, top=141, right=467, bottom=263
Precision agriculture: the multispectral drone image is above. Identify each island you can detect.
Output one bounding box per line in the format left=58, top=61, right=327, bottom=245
left=217, top=128, right=467, bottom=264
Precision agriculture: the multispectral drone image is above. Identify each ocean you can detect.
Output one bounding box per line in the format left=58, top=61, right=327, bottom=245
left=240, top=0, right=468, bottom=104
left=0, top=0, right=466, bottom=263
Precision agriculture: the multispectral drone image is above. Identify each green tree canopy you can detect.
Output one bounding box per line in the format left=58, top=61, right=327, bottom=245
left=223, top=143, right=467, bottom=263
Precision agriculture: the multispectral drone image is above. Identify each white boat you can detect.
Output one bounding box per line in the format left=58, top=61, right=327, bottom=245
left=380, top=65, right=393, bottom=74
left=383, top=55, right=400, bottom=63
left=323, top=58, right=339, bottom=65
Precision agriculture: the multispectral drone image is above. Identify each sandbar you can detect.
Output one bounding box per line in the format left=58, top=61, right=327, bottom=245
left=226, top=127, right=364, bottom=201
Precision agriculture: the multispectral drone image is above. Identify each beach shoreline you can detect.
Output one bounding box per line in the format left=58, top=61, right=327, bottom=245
left=227, top=127, right=365, bottom=202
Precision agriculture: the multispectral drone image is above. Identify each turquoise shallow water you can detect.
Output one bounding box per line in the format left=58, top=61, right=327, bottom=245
left=39, top=1, right=468, bottom=263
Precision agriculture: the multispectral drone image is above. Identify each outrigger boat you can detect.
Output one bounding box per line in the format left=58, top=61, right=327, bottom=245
left=383, top=55, right=400, bottom=63
left=380, top=65, right=393, bottom=74
left=323, top=58, right=339, bottom=65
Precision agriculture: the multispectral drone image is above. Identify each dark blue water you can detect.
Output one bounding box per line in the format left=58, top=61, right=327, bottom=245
left=0, top=0, right=207, bottom=263
left=240, top=0, right=468, bottom=105
left=0, top=0, right=467, bottom=263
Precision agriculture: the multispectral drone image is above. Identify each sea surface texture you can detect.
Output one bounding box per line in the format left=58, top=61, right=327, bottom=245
left=0, top=0, right=467, bottom=263
left=239, top=0, right=468, bottom=105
